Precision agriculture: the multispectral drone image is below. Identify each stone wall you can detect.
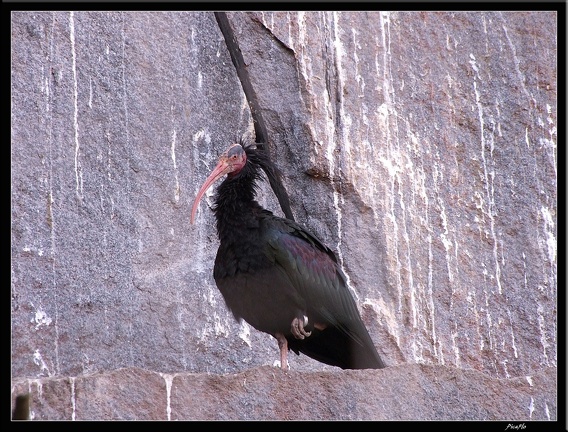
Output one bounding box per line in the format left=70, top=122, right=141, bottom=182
left=11, top=11, right=557, bottom=420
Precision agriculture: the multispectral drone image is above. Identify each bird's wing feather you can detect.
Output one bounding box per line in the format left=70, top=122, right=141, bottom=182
left=261, top=216, right=368, bottom=346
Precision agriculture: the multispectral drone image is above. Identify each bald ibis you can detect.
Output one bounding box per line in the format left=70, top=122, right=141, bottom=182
left=191, top=142, right=385, bottom=370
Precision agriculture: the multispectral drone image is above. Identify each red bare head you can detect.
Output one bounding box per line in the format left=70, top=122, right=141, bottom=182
left=190, top=143, right=247, bottom=224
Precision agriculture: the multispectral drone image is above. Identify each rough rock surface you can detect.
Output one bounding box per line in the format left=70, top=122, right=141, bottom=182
left=11, top=365, right=557, bottom=421
left=11, top=11, right=557, bottom=421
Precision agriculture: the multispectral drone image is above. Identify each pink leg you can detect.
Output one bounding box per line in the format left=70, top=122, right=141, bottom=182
left=275, top=333, right=288, bottom=371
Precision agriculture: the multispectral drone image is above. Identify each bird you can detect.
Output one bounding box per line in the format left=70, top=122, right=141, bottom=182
left=190, top=141, right=385, bottom=370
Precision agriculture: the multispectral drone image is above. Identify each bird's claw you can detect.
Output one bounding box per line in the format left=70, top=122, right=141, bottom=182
left=291, top=315, right=312, bottom=340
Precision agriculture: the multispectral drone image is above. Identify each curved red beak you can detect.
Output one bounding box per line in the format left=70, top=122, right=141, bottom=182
left=190, top=158, right=232, bottom=224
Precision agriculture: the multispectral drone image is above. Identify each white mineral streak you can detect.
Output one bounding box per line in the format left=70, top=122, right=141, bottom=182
left=328, top=12, right=357, bottom=300
left=69, top=12, right=83, bottom=200
left=70, top=376, right=76, bottom=420
left=545, top=402, right=551, bottom=421
left=376, top=13, right=405, bottom=344
left=196, top=278, right=230, bottom=341
left=470, top=54, right=503, bottom=296
left=32, top=306, right=53, bottom=329
left=33, top=349, right=52, bottom=377
left=543, top=103, right=557, bottom=178
left=501, top=18, right=532, bottom=101
left=378, top=12, right=437, bottom=362
left=27, top=379, right=43, bottom=420
left=171, top=125, right=180, bottom=203
left=238, top=321, right=252, bottom=347
left=46, top=14, right=61, bottom=376
left=192, top=129, right=214, bottom=221
left=540, top=206, right=556, bottom=267
left=159, top=373, right=174, bottom=421
left=29, top=379, right=43, bottom=400
left=469, top=52, right=506, bottom=368
left=88, top=76, right=93, bottom=109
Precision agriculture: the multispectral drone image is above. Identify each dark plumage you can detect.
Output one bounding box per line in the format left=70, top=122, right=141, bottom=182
left=191, top=142, right=385, bottom=370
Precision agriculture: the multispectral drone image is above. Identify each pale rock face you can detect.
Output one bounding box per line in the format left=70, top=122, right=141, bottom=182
left=11, top=11, right=557, bottom=420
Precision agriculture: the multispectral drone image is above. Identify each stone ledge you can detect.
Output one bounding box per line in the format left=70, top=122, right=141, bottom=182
left=11, top=364, right=557, bottom=421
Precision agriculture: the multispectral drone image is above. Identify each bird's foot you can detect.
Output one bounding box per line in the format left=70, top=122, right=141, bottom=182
left=291, top=315, right=312, bottom=340
left=273, top=360, right=290, bottom=370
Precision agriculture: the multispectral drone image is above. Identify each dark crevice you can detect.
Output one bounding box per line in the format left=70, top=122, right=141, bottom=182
left=214, top=12, right=295, bottom=222
left=12, top=393, right=30, bottom=420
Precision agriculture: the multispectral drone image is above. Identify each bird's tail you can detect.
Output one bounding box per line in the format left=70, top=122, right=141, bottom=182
left=288, top=326, right=385, bottom=369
